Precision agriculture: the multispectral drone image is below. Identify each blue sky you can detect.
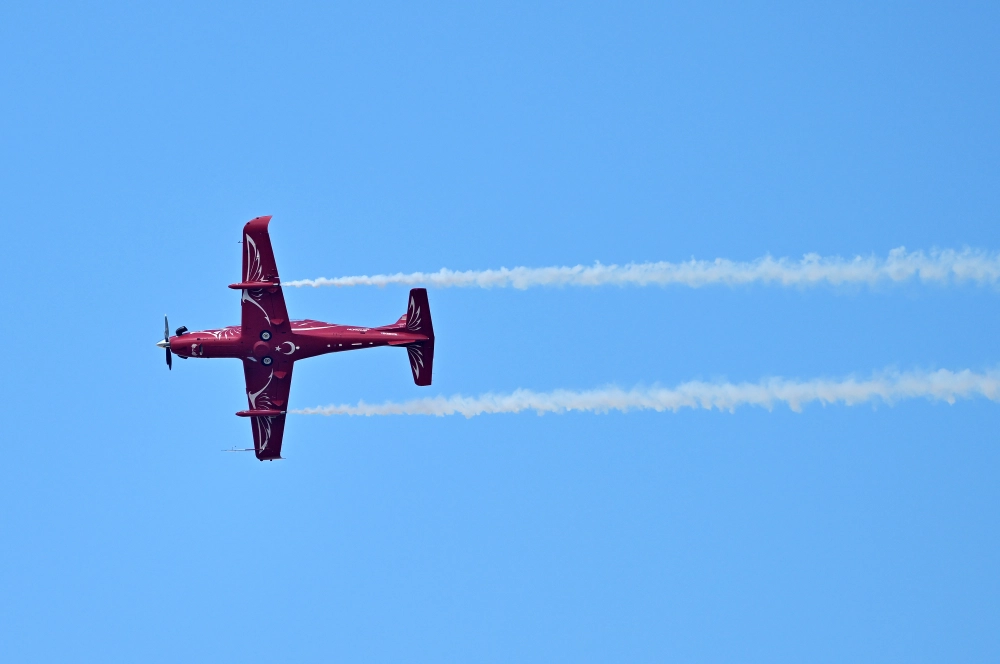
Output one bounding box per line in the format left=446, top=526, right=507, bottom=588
left=3, top=2, right=999, bottom=661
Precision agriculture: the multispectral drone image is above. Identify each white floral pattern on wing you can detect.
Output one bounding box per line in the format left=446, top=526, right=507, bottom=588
left=241, top=288, right=271, bottom=324
left=203, top=326, right=241, bottom=340
left=248, top=368, right=275, bottom=453
left=245, top=235, right=263, bottom=282
left=242, top=234, right=272, bottom=325
left=254, top=416, right=274, bottom=454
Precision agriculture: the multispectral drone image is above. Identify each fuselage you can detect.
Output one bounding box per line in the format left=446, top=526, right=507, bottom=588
left=168, top=319, right=429, bottom=364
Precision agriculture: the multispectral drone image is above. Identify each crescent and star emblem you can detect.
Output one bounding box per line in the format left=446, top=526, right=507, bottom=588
left=277, top=341, right=296, bottom=355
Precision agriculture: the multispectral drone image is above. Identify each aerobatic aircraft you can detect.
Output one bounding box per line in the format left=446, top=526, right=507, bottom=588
left=156, top=215, right=435, bottom=460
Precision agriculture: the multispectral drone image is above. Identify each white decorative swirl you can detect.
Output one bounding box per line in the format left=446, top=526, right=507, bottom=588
left=241, top=288, right=271, bottom=324
left=292, top=320, right=337, bottom=331
left=248, top=367, right=275, bottom=453
left=245, top=235, right=263, bottom=282
left=241, top=236, right=271, bottom=324
left=406, top=296, right=422, bottom=332
left=247, top=369, right=274, bottom=409
left=407, top=345, right=424, bottom=378
left=254, top=416, right=273, bottom=454
left=203, top=326, right=241, bottom=340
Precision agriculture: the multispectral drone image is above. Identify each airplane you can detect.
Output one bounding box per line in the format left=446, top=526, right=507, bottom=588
left=156, top=215, right=435, bottom=461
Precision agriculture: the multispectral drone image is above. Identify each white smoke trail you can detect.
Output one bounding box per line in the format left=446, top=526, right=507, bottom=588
left=283, top=247, right=1000, bottom=290
left=292, top=368, right=1000, bottom=418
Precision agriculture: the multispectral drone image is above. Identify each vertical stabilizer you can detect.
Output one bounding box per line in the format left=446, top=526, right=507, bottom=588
left=404, top=288, right=434, bottom=337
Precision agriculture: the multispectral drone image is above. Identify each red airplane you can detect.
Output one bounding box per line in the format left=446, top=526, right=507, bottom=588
left=157, top=215, right=435, bottom=461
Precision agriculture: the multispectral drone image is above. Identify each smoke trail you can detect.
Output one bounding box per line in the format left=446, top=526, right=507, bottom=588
left=292, top=368, right=1000, bottom=417
left=282, top=247, right=1000, bottom=290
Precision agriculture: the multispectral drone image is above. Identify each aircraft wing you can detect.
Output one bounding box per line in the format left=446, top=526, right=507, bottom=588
left=240, top=216, right=291, bottom=337
left=242, top=358, right=294, bottom=460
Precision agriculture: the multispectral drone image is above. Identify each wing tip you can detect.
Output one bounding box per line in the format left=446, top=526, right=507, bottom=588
left=244, top=215, right=273, bottom=233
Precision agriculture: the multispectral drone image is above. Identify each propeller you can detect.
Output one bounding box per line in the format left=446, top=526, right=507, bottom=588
left=157, top=315, right=172, bottom=370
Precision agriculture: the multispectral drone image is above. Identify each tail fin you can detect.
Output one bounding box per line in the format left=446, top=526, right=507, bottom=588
left=404, top=288, right=434, bottom=386
left=406, top=340, right=434, bottom=386
left=404, top=288, right=434, bottom=337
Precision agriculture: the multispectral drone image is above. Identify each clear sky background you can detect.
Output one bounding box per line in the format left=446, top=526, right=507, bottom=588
left=3, top=2, right=999, bottom=661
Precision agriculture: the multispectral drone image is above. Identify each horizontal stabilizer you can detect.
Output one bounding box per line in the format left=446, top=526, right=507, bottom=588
left=399, top=288, right=434, bottom=386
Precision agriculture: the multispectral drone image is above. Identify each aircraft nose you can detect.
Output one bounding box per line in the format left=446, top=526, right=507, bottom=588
left=156, top=339, right=169, bottom=349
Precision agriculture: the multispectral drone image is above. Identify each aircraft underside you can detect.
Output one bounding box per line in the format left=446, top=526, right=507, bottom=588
left=158, top=216, right=435, bottom=460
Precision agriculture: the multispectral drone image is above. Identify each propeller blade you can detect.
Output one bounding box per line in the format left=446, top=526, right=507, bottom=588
left=164, top=315, right=169, bottom=342
left=166, top=347, right=172, bottom=370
